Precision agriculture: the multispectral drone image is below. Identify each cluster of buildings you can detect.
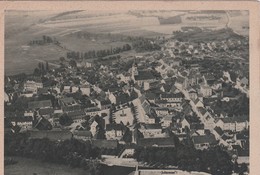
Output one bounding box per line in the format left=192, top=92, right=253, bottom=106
left=4, top=36, right=249, bottom=166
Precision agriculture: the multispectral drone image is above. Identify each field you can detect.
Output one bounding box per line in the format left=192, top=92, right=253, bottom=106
left=5, top=157, right=88, bottom=175
left=5, top=10, right=249, bottom=76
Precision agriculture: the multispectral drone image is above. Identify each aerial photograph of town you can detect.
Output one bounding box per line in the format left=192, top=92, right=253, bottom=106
left=4, top=10, right=249, bottom=175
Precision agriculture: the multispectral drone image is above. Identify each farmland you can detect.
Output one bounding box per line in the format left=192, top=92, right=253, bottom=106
left=5, top=10, right=249, bottom=75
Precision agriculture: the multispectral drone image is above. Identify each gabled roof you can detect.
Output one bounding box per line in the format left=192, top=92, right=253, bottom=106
left=143, top=123, right=162, bottom=130
left=28, top=100, right=52, bottom=109
left=192, top=134, right=217, bottom=145
left=221, top=116, right=248, bottom=123
left=161, top=92, right=183, bottom=99
left=138, top=137, right=175, bottom=147
left=91, top=140, right=118, bottom=149
left=73, top=130, right=92, bottom=137
left=198, top=107, right=208, bottom=116
left=134, top=70, right=156, bottom=81
left=214, top=126, right=224, bottom=136
left=67, top=110, right=86, bottom=118
left=39, top=108, right=54, bottom=116
left=106, top=123, right=124, bottom=131
left=190, top=123, right=204, bottom=130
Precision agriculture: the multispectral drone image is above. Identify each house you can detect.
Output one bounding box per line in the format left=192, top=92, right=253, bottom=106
left=38, top=108, right=54, bottom=119
left=119, top=147, right=135, bottom=158
left=175, top=75, right=188, bottom=89
left=192, top=134, right=217, bottom=150
left=139, top=124, right=162, bottom=138
left=105, top=123, right=124, bottom=140
left=193, top=98, right=204, bottom=108
left=200, top=85, right=212, bottom=97
left=9, top=116, right=33, bottom=130
left=215, top=117, right=249, bottom=132
left=133, top=70, right=157, bottom=87
left=90, top=120, right=99, bottom=136
left=162, top=115, right=173, bottom=128
left=180, top=117, right=191, bottom=130
left=84, top=107, right=101, bottom=117
left=190, top=123, right=204, bottom=135
left=28, top=100, right=52, bottom=110
left=237, top=149, right=249, bottom=164
left=187, top=87, right=198, bottom=100
left=154, top=107, right=169, bottom=116
left=67, top=110, right=86, bottom=123
left=24, top=80, right=43, bottom=93
left=80, top=84, right=91, bottom=96
left=160, top=92, right=183, bottom=103
left=59, top=97, right=77, bottom=107
left=73, top=130, right=92, bottom=141
left=138, top=137, right=175, bottom=148
left=96, top=99, right=112, bottom=110
left=37, top=88, right=49, bottom=96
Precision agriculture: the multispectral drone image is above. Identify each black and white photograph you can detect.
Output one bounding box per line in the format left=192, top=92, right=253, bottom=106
left=4, top=7, right=251, bottom=175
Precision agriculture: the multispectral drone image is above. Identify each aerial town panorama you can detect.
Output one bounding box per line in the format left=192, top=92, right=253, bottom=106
left=4, top=10, right=249, bottom=175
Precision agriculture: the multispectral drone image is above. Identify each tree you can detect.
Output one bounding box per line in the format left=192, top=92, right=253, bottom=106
left=69, top=60, right=77, bottom=68
left=59, top=114, right=73, bottom=126
left=46, top=61, right=49, bottom=71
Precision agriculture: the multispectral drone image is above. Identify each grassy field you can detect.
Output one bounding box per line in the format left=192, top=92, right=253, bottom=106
left=5, top=157, right=88, bottom=175
left=5, top=10, right=248, bottom=76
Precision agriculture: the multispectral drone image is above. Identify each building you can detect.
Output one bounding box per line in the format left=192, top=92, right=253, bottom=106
left=9, top=116, right=33, bottom=130
left=24, top=80, right=43, bottom=93
left=139, top=124, right=162, bottom=138
left=105, top=123, right=124, bottom=140
left=73, top=130, right=92, bottom=141
left=138, top=137, right=175, bottom=148
left=28, top=100, right=53, bottom=110
left=192, top=134, right=217, bottom=150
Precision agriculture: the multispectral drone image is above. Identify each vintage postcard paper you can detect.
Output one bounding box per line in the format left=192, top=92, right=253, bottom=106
left=0, top=1, right=259, bottom=175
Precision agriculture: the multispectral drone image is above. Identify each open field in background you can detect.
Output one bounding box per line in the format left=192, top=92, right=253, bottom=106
left=5, top=157, right=88, bottom=175
left=5, top=10, right=249, bottom=75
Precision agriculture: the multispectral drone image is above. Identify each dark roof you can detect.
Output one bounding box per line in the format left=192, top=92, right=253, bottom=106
left=161, top=92, right=183, bottom=99
left=134, top=70, right=156, bottom=81
left=91, top=140, right=118, bottom=149
left=62, top=105, right=81, bottom=112
left=190, top=123, right=204, bottom=130
left=236, top=132, right=249, bottom=140
left=198, top=107, right=208, bottom=115
left=39, top=108, right=54, bottom=116
left=28, top=130, right=72, bottom=141
left=28, top=100, right=52, bottom=109
left=73, top=130, right=92, bottom=137
left=192, top=134, right=217, bottom=145
left=237, top=149, right=249, bottom=157
left=37, top=88, right=49, bottom=95
left=176, top=76, right=186, bottom=84
left=59, top=97, right=77, bottom=106
left=100, top=100, right=111, bottom=106
left=214, top=126, right=224, bottom=136
left=138, top=137, right=175, bottom=147
left=144, top=123, right=162, bottom=130
left=115, top=92, right=131, bottom=105
left=67, top=110, right=86, bottom=119
left=84, top=107, right=100, bottom=113
left=221, top=116, right=248, bottom=123
left=106, top=124, right=124, bottom=131
left=8, top=116, right=33, bottom=122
